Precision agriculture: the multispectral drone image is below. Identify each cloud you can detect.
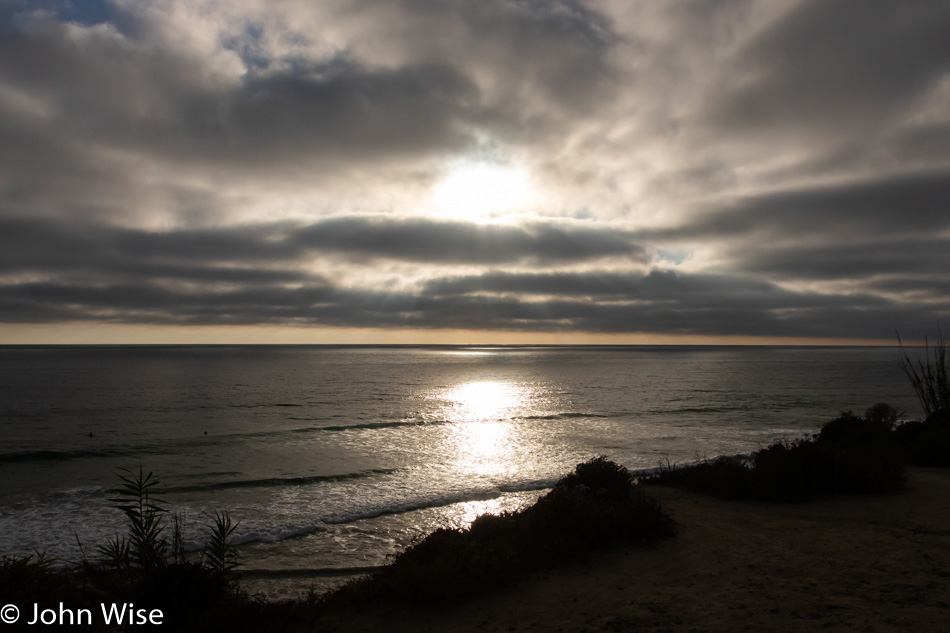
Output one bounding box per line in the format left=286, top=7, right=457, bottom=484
left=0, top=0, right=621, bottom=171
left=0, top=9, right=477, bottom=173
left=706, top=0, right=950, bottom=142
left=1, top=0, right=950, bottom=341
left=0, top=216, right=645, bottom=281
left=635, top=171, right=950, bottom=304
left=644, top=170, right=950, bottom=243
left=738, top=237, right=950, bottom=283
left=289, top=216, right=646, bottom=263
left=0, top=267, right=935, bottom=341
left=422, top=268, right=892, bottom=311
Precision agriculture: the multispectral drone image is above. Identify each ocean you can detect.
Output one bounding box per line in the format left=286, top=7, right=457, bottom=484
left=0, top=345, right=920, bottom=598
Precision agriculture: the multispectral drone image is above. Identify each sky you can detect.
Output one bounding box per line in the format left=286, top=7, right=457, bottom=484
left=1, top=0, right=949, bottom=345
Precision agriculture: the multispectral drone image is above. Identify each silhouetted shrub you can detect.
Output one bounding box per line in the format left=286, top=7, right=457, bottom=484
left=831, top=443, right=906, bottom=493
left=864, top=402, right=899, bottom=429
left=646, top=409, right=906, bottom=501
left=893, top=409, right=950, bottom=466
left=646, top=457, right=754, bottom=499
left=0, top=553, right=98, bottom=613
left=332, top=457, right=674, bottom=605
left=816, top=407, right=895, bottom=445
left=752, top=440, right=838, bottom=501
left=557, top=455, right=632, bottom=500
left=134, top=563, right=235, bottom=620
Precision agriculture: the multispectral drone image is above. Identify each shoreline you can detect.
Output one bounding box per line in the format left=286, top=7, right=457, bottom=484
left=312, top=467, right=950, bottom=632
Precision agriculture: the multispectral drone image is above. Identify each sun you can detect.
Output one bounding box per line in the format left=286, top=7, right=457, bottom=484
left=430, top=161, right=534, bottom=221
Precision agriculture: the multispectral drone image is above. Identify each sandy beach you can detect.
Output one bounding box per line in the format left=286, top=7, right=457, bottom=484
left=311, top=468, right=950, bottom=633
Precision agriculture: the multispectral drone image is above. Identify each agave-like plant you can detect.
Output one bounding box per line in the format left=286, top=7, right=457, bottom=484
left=898, top=328, right=950, bottom=417
left=95, top=533, right=131, bottom=570
left=107, top=466, right=168, bottom=570
left=203, top=510, right=240, bottom=573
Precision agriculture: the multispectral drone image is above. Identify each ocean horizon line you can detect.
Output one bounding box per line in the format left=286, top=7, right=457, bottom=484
left=0, top=342, right=908, bottom=349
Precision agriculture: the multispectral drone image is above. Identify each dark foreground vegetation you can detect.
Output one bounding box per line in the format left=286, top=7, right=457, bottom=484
left=644, top=403, right=950, bottom=501
left=0, top=552, right=308, bottom=632
left=0, top=459, right=673, bottom=631
left=329, top=457, right=674, bottom=606
left=0, top=467, right=297, bottom=632
left=645, top=330, right=950, bottom=501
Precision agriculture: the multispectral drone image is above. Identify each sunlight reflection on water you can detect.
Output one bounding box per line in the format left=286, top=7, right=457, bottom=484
left=444, top=380, right=526, bottom=421
left=438, top=497, right=519, bottom=530
left=441, top=381, right=533, bottom=476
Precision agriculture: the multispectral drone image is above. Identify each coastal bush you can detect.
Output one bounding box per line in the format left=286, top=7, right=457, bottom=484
left=557, top=454, right=633, bottom=499
left=133, top=562, right=240, bottom=627
left=864, top=402, right=900, bottom=430
left=69, top=558, right=278, bottom=633
left=751, top=440, right=837, bottom=501
left=831, top=442, right=906, bottom=493
left=892, top=410, right=950, bottom=467
left=331, top=457, right=674, bottom=605
left=646, top=410, right=906, bottom=501
left=646, top=457, right=754, bottom=499
left=0, top=552, right=91, bottom=610
left=816, top=405, right=897, bottom=445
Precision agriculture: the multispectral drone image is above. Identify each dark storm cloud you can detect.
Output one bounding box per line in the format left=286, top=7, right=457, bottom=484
left=435, top=0, right=618, bottom=114
left=0, top=268, right=936, bottom=340
left=0, top=114, right=123, bottom=220
left=289, top=217, right=646, bottom=263
left=637, top=171, right=950, bottom=309
left=422, top=268, right=891, bottom=311
left=0, top=7, right=198, bottom=139
left=887, top=123, right=950, bottom=166
left=424, top=269, right=779, bottom=299
left=221, top=62, right=478, bottom=159
left=708, top=0, right=950, bottom=139
left=870, top=277, right=950, bottom=301
left=0, top=0, right=619, bottom=178
left=336, top=0, right=618, bottom=118
left=0, top=216, right=645, bottom=280
left=415, top=268, right=948, bottom=339
left=0, top=217, right=293, bottom=277
left=0, top=14, right=478, bottom=171
left=738, top=237, right=950, bottom=283
left=642, top=171, right=950, bottom=244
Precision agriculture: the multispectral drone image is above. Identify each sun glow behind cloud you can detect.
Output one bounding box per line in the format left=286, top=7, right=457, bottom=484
left=430, top=161, right=535, bottom=221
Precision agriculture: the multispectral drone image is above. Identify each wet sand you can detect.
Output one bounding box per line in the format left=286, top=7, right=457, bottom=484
left=310, top=467, right=950, bottom=632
